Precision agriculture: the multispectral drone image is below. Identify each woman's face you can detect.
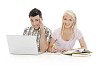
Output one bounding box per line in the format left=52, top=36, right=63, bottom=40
left=30, top=15, right=41, bottom=30
left=62, top=14, right=74, bottom=29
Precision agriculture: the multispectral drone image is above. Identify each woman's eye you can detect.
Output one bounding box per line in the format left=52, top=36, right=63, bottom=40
left=64, top=18, right=67, bottom=20
left=69, top=19, right=72, bottom=21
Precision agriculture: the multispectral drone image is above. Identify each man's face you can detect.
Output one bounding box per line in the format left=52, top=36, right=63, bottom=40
left=30, top=15, right=41, bottom=30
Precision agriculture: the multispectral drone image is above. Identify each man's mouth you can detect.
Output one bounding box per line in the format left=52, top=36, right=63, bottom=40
left=34, top=27, right=40, bottom=30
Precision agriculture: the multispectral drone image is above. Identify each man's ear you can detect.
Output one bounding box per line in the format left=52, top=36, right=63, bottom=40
left=39, top=18, right=43, bottom=23
left=40, top=18, right=43, bottom=21
left=40, top=17, right=43, bottom=20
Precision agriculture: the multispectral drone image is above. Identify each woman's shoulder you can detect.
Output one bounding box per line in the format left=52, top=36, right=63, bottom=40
left=52, top=27, right=61, bottom=39
left=54, top=27, right=61, bottom=32
left=74, top=28, right=83, bottom=39
left=75, top=28, right=82, bottom=33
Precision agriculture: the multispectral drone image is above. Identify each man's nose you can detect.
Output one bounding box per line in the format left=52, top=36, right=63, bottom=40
left=33, top=22, right=36, bottom=25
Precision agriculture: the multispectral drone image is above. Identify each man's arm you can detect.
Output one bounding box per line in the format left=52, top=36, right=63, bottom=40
left=39, top=18, right=52, bottom=52
left=39, top=30, right=48, bottom=52
left=48, top=38, right=56, bottom=52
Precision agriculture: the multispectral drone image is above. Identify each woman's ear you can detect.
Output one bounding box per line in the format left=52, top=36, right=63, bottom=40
left=71, top=21, right=75, bottom=29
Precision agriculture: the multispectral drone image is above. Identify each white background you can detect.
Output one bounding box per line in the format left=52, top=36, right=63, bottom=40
left=0, top=0, right=100, bottom=67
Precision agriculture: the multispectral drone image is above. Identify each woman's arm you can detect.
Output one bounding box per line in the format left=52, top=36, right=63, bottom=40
left=79, top=37, right=87, bottom=49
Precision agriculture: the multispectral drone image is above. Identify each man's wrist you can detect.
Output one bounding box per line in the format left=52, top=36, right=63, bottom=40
left=41, top=29, right=45, bottom=34
left=41, top=33, right=45, bottom=36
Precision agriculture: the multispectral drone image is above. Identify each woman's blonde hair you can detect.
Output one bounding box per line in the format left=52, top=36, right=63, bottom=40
left=61, top=10, right=77, bottom=36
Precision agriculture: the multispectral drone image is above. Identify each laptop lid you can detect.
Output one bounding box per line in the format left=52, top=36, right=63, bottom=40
left=6, top=35, right=39, bottom=55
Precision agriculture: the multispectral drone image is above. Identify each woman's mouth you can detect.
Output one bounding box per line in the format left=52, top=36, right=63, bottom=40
left=65, top=24, right=70, bottom=26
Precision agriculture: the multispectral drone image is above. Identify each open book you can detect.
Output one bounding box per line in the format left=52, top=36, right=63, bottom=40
left=63, top=48, right=92, bottom=57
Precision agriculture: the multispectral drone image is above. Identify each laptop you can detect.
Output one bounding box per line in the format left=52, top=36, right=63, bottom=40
left=6, top=35, right=42, bottom=55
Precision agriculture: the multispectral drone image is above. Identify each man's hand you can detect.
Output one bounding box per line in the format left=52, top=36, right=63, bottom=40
left=39, top=18, right=45, bottom=34
left=39, top=18, right=47, bottom=52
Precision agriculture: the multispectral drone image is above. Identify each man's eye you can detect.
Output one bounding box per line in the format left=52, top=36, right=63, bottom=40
left=30, top=19, right=33, bottom=22
left=35, top=19, right=39, bottom=21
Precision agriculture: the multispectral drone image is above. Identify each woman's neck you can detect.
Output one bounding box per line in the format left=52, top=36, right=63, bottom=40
left=63, top=28, right=73, bottom=32
left=61, top=28, right=74, bottom=41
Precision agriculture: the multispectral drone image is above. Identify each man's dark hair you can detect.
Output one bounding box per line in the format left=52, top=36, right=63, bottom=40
left=29, top=8, right=42, bottom=19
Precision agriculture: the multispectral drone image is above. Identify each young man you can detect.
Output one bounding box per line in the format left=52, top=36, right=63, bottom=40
left=23, top=8, right=52, bottom=52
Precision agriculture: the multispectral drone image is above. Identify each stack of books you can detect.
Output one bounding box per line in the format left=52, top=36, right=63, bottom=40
left=63, top=48, right=92, bottom=57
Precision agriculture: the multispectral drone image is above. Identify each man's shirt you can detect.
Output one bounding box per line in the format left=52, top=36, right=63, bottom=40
left=23, top=26, right=52, bottom=51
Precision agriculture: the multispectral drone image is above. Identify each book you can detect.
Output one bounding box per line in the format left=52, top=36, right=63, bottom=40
left=72, top=53, right=91, bottom=57
left=63, top=48, right=92, bottom=56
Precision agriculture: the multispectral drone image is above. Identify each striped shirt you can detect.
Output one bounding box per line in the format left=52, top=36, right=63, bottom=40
left=23, top=26, right=52, bottom=51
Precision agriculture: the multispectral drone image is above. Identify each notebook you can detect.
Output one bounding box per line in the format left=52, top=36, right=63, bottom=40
left=63, top=48, right=92, bottom=57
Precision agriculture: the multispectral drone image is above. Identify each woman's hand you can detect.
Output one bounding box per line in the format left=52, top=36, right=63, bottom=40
left=59, top=48, right=68, bottom=53
left=48, top=46, right=57, bottom=53
left=51, top=48, right=58, bottom=53
left=51, top=48, right=68, bottom=53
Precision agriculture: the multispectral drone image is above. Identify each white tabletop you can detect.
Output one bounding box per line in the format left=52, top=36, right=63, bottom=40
left=0, top=35, right=99, bottom=67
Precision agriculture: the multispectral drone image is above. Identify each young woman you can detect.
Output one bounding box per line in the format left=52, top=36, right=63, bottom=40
left=48, top=10, right=87, bottom=52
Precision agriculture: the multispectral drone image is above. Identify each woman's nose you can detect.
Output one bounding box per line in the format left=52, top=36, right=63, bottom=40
left=65, top=22, right=68, bottom=24
left=65, top=21, right=69, bottom=23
